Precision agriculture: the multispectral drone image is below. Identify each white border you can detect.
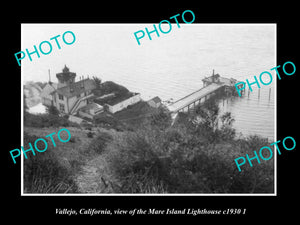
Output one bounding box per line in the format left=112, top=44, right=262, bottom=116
left=21, top=23, right=277, bottom=196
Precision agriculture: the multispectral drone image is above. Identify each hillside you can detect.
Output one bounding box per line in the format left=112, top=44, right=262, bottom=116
left=23, top=126, right=120, bottom=193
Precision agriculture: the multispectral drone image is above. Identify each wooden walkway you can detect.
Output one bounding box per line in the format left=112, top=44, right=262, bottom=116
left=167, top=83, right=223, bottom=113
left=166, top=71, right=244, bottom=114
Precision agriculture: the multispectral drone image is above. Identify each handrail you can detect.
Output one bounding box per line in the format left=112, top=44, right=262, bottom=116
left=70, top=93, right=94, bottom=114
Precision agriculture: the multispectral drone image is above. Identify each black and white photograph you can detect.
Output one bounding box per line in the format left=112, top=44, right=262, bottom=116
left=21, top=24, right=275, bottom=195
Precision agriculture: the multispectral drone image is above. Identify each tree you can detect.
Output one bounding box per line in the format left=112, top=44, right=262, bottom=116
left=149, top=108, right=172, bottom=130
left=219, top=112, right=236, bottom=141
left=191, top=99, right=220, bottom=142
left=46, top=105, right=60, bottom=116
left=92, top=76, right=102, bottom=89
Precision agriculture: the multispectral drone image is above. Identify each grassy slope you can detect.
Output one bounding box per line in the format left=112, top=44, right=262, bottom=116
left=24, top=126, right=119, bottom=193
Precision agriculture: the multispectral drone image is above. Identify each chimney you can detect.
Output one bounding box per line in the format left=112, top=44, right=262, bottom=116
left=81, top=75, right=84, bottom=88
left=48, top=69, right=52, bottom=84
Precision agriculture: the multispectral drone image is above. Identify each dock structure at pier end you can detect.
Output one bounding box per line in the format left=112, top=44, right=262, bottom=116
left=167, top=70, right=244, bottom=115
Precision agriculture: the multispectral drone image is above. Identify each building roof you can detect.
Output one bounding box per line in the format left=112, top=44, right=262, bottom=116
left=202, top=75, right=238, bottom=87
left=94, top=92, right=138, bottom=106
left=56, top=65, right=76, bottom=83
left=149, top=96, right=162, bottom=104
left=62, top=65, right=70, bottom=73
left=40, top=82, right=58, bottom=98
left=202, top=74, right=220, bottom=82
left=54, top=78, right=96, bottom=98
left=81, top=102, right=103, bottom=111
left=68, top=115, right=84, bottom=124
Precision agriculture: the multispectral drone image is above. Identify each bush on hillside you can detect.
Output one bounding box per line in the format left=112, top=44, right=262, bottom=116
left=23, top=133, right=78, bottom=193
left=87, top=132, right=113, bottom=154
left=99, top=81, right=129, bottom=96
left=24, top=112, right=79, bottom=128
left=94, top=115, right=125, bottom=131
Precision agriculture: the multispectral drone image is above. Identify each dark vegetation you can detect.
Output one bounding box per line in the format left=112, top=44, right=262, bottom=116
left=104, top=97, right=274, bottom=193
left=93, top=80, right=135, bottom=106
left=24, top=111, right=79, bottom=128
left=23, top=132, right=78, bottom=193
left=87, top=132, right=113, bottom=155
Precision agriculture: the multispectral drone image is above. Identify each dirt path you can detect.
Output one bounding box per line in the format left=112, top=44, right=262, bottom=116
left=74, top=129, right=123, bottom=194
left=75, top=154, right=116, bottom=193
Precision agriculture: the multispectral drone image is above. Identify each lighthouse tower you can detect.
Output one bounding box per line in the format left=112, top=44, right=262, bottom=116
left=56, top=65, right=76, bottom=88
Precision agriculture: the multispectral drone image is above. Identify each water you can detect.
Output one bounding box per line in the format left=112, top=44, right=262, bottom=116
left=115, top=25, right=276, bottom=140
left=24, top=24, right=275, bottom=140
left=219, top=86, right=274, bottom=140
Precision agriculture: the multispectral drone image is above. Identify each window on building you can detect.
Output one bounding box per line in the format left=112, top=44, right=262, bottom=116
left=58, top=94, right=64, bottom=100
left=59, top=103, right=65, bottom=112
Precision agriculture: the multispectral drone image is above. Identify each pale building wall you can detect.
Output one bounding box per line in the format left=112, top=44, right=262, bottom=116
left=68, top=96, right=78, bottom=111
left=107, top=94, right=141, bottom=114
left=53, top=92, right=69, bottom=113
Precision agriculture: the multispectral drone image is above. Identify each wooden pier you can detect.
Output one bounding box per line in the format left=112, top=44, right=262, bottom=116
left=167, top=71, right=244, bottom=114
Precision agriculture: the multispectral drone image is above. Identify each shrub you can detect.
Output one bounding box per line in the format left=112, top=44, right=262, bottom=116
left=87, top=131, right=94, bottom=138
left=24, top=112, right=79, bottom=128
left=94, top=115, right=125, bottom=131
left=100, top=81, right=129, bottom=96
left=87, top=132, right=113, bottom=154
left=23, top=133, right=78, bottom=193
left=149, top=108, right=172, bottom=130
left=46, top=105, right=60, bottom=116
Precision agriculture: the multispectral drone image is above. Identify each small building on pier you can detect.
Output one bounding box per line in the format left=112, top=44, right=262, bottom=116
left=202, top=70, right=238, bottom=87
left=202, top=70, right=244, bottom=96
